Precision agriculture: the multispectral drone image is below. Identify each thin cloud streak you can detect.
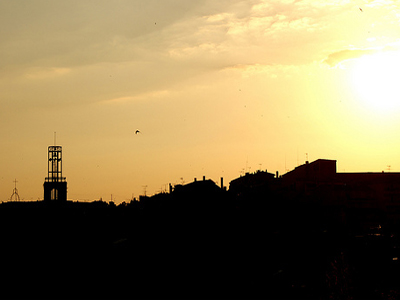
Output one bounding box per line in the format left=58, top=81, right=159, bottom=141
left=323, top=48, right=380, bottom=67
left=323, top=43, right=400, bottom=67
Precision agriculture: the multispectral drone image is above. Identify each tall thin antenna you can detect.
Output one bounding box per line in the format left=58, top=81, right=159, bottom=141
left=285, top=154, right=287, bottom=172
left=54, top=132, right=56, bottom=146
left=245, top=156, right=251, bottom=173
left=142, top=185, right=148, bottom=196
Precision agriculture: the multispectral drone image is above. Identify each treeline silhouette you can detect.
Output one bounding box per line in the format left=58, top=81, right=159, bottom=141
left=1, top=178, right=400, bottom=299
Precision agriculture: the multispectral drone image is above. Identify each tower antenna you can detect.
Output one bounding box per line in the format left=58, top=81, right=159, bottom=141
left=10, top=178, right=20, bottom=201
left=54, top=132, right=56, bottom=146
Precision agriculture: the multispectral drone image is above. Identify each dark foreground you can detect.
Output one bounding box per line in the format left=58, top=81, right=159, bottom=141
left=1, top=199, right=400, bottom=299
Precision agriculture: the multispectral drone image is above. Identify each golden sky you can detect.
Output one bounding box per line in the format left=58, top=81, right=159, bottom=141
left=2, top=0, right=400, bottom=202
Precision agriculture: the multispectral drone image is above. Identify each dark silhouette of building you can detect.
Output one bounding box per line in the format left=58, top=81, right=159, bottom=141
left=226, top=158, right=400, bottom=225
left=43, top=146, right=67, bottom=201
left=229, top=169, right=277, bottom=197
left=282, top=159, right=338, bottom=200
left=172, top=176, right=226, bottom=209
left=281, top=159, right=400, bottom=208
left=281, top=159, right=337, bottom=190
left=173, top=176, right=222, bottom=196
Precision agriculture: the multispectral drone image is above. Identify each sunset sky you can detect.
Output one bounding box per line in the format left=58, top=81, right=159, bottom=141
left=2, top=0, right=400, bottom=202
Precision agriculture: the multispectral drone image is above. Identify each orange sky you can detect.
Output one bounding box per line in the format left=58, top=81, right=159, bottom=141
left=2, top=0, right=400, bottom=203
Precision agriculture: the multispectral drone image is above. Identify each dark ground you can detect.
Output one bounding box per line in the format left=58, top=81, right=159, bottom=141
left=1, top=198, right=400, bottom=299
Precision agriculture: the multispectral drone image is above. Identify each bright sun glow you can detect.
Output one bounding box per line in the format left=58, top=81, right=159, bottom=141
left=351, top=50, right=400, bottom=113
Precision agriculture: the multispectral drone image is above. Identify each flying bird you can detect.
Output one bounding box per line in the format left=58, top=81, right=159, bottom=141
left=359, top=7, right=363, bottom=12
left=135, top=130, right=140, bottom=134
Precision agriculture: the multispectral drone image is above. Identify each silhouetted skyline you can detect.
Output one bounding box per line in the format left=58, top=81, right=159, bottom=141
left=2, top=156, right=400, bottom=298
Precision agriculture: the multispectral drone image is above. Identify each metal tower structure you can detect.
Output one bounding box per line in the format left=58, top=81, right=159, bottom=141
left=10, top=178, right=20, bottom=201
left=43, top=145, right=67, bottom=201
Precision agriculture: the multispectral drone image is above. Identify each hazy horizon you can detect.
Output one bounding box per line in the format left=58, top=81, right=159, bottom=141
left=2, top=0, right=400, bottom=203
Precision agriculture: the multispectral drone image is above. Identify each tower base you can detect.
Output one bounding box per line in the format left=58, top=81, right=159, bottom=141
left=43, top=181, right=67, bottom=201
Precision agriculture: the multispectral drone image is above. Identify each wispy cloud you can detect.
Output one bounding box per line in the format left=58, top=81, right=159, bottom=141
left=100, top=90, right=171, bottom=105
left=323, top=43, right=400, bottom=67
left=24, top=67, right=71, bottom=80
left=223, top=63, right=302, bottom=79
left=323, top=48, right=379, bottom=67
left=165, top=0, right=340, bottom=70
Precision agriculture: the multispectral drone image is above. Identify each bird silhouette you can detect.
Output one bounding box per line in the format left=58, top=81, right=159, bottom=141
left=359, top=7, right=363, bottom=12
left=135, top=130, right=140, bottom=134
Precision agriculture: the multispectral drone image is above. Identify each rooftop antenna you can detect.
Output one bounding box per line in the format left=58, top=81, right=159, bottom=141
left=245, top=156, right=251, bottom=173
left=142, top=185, right=148, bottom=196
left=306, top=153, right=309, bottom=162
left=54, top=131, right=56, bottom=146
left=10, top=178, right=20, bottom=201
left=284, top=155, right=290, bottom=172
